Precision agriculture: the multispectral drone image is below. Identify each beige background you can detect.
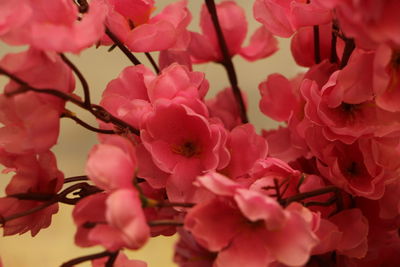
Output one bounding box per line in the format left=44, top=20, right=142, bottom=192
left=0, top=1, right=301, bottom=266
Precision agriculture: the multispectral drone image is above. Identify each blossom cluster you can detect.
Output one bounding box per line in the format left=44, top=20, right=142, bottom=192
left=1, top=0, right=400, bottom=266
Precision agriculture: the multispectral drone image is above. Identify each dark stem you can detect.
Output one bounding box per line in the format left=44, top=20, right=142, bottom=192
left=330, top=22, right=339, bottom=63
left=64, top=176, right=89, bottom=184
left=0, top=182, right=102, bottom=226
left=62, top=111, right=115, bottom=134
left=0, top=200, right=58, bottom=226
left=339, top=38, right=355, bottom=69
left=75, top=0, right=89, bottom=13
left=105, top=251, right=119, bottom=267
left=0, top=67, right=140, bottom=136
left=281, top=186, right=338, bottom=207
left=144, top=52, right=160, bottom=74
left=60, top=251, right=113, bottom=267
left=155, top=201, right=195, bottom=208
left=148, top=220, right=184, bottom=227
left=204, top=0, right=248, bottom=123
left=59, top=53, right=91, bottom=107
left=105, top=28, right=142, bottom=66
left=313, top=25, right=321, bottom=64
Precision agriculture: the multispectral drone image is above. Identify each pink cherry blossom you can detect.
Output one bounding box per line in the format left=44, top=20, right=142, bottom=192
left=321, top=0, right=400, bottom=49
left=174, top=229, right=216, bottom=267
left=306, top=128, right=387, bottom=199
left=86, top=135, right=137, bottom=191
left=1, top=0, right=108, bottom=53
left=253, top=0, right=332, bottom=38
left=105, top=0, right=191, bottom=52
left=373, top=45, right=400, bottom=112
left=259, top=73, right=300, bottom=122
left=189, top=1, right=277, bottom=63
left=73, top=189, right=150, bottom=251
left=206, top=87, right=245, bottom=130
left=185, top=172, right=319, bottom=267
left=0, top=48, right=74, bottom=153
left=222, top=124, right=268, bottom=179
left=0, top=151, right=63, bottom=236
left=140, top=101, right=229, bottom=201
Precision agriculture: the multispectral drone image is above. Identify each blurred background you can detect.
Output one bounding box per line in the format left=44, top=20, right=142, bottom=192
left=0, top=0, right=302, bottom=266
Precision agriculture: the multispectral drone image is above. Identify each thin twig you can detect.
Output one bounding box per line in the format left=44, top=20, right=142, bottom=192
left=62, top=111, right=116, bottom=134
left=60, top=251, right=113, bottom=267
left=0, top=183, right=102, bottom=226
left=281, top=186, right=338, bottom=207
left=0, top=67, right=140, bottom=136
left=313, top=25, right=321, bottom=64
left=330, top=22, right=339, bottom=63
left=204, top=0, right=248, bottom=123
left=155, top=201, right=195, bottom=208
left=64, top=176, right=89, bottom=184
left=105, top=28, right=141, bottom=65
left=148, top=220, right=184, bottom=227
left=105, top=251, right=119, bottom=267
left=144, top=52, right=160, bottom=74
left=339, top=38, right=355, bottom=69
left=59, top=53, right=91, bottom=107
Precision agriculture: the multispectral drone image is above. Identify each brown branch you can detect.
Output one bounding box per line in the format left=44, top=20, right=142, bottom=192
left=313, top=25, right=321, bottom=64
left=330, top=22, right=339, bottom=63
left=144, top=52, right=160, bottom=74
left=64, top=176, right=89, bottom=184
left=60, top=251, right=114, bottom=267
left=62, top=111, right=115, bottom=134
left=148, top=220, right=184, bottom=227
left=281, top=186, right=338, bottom=207
left=105, top=28, right=142, bottom=66
left=0, top=67, right=140, bottom=136
left=204, top=0, right=248, bottom=123
left=59, top=53, right=91, bottom=107
left=155, top=201, right=195, bottom=208
left=0, top=183, right=102, bottom=226
left=339, top=38, right=355, bottom=69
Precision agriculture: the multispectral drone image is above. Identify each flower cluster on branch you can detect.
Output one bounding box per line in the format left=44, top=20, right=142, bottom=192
left=1, top=0, right=400, bottom=266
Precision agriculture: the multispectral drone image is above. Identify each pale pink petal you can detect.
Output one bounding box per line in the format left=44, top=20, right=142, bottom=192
left=239, top=26, right=278, bottom=61
left=126, top=20, right=177, bottom=52
left=184, top=198, right=243, bottom=251
left=215, top=230, right=273, bottom=267
left=106, top=189, right=150, bottom=250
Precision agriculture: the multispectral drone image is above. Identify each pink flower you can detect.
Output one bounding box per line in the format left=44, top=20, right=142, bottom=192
left=291, top=23, right=344, bottom=67
left=306, top=128, right=386, bottom=199
left=73, top=190, right=150, bottom=251
left=374, top=45, right=400, bottom=112
left=185, top=172, right=319, bottom=267
left=105, top=0, right=191, bottom=52
left=222, top=124, right=268, bottom=179
left=259, top=73, right=300, bottom=122
left=86, top=135, right=137, bottom=191
left=322, top=0, right=400, bottom=49
left=189, top=1, right=278, bottom=63
left=174, top=229, right=216, bottom=267
left=101, top=63, right=209, bottom=129
left=0, top=0, right=108, bottom=53
left=141, top=101, right=229, bottom=174
left=0, top=48, right=74, bottom=153
left=313, top=209, right=369, bottom=258
left=254, top=0, right=332, bottom=38
left=206, top=87, right=245, bottom=130
left=140, top=101, right=229, bottom=201
left=0, top=151, right=64, bottom=236
left=300, top=56, right=400, bottom=144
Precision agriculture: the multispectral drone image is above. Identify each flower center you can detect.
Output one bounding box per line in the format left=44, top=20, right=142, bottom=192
left=171, top=141, right=201, bottom=158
